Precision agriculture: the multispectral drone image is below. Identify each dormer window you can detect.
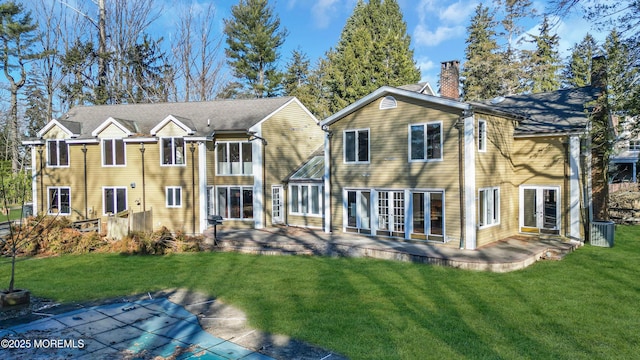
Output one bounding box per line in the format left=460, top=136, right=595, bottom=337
left=161, top=137, right=185, bottom=165
left=380, top=96, right=397, bottom=110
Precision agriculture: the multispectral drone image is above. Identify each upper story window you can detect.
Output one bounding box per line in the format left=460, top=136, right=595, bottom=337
left=344, top=129, right=369, bottom=163
left=102, top=139, right=126, bottom=166
left=629, top=140, right=640, bottom=151
left=47, top=139, right=69, bottom=167
left=478, top=119, right=487, bottom=152
left=216, top=142, right=253, bottom=175
left=161, top=137, right=185, bottom=166
left=409, top=122, right=442, bottom=161
left=379, top=96, right=397, bottom=110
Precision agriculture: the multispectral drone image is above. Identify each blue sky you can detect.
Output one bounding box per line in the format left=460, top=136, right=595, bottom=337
left=141, top=1, right=609, bottom=93
left=154, top=0, right=606, bottom=92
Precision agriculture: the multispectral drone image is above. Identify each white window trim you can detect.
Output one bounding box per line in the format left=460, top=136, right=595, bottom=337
left=343, top=129, right=370, bottom=164
left=101, top=138, right=127, bottom=167
left=47, top=186, right=71, bottom=215
left=217, top=186, right=253, bottom=220
left=628, top=139, right=640, bottom=151
left=159, top=137, right=186, bottom=167
left=408, top=121, right=443, bottom=163
left=379, top=96, right=397, bottom=110
left=343, top=188, right=372, bottom=232
left=102, top=186, right=128, bottom=215
left=478, top=186, right=500, bottom=229
left=46, top=139, right=70, bottom=168
left=478, top=119, right=487, bottom=152
left=215, top=141, right=253, bottom=176
left=410, top=190, right=445, bottom=237
left=289, top=183, right=323, bottom=217
left=166, top=186, right=183, bottom=208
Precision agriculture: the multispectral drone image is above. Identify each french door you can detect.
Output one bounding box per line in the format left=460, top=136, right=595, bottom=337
left=520, top=186, right=560, bottom=234
left=272, top=185, right=283, bottom=224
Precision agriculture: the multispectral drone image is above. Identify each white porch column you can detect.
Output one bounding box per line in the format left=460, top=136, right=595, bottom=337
left=252, top=126, right=265, bottom=229
left=569, top=135, right=581, bottom=240
left=31, top=146, right=38, bottom=213
left=464, top=114, right=477, bottom=249
left=198, top=142, right=208, bottom=233
left=323, top=131, right=331, bottom=232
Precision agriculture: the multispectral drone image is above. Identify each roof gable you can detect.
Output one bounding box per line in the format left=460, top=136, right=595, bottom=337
left=150, top=115, right=195, bottom=136
left=37, top=119, right=80, bottom=139
left=321, top=86, right=470, bottom=127
left=91, top=117, right=136, bottom=137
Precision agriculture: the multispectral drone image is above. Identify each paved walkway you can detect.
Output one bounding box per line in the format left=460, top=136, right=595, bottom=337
left=206, top=227, right=580, bottom=272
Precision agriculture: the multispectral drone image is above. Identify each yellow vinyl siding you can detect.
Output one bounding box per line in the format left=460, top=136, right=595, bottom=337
left=155, top=121, right=188, bottom=137
left=328, top=95, right=462, bottom=243
left=474, top=114, right=518, bottom=246
left=96, top=123, right=128, bottom=138
left=261, top=101, right=324, bottom=226
left=287, top=214, right=323, bottom=228
left=41, top=126, right=69, bottom=140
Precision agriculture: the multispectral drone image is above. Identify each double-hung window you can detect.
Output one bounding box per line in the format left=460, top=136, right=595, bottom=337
left=290, top=184, right=322, bottom=216
left=47, top=139, right=69, bottom=167
left=344, top=129, right=369, bottom=163
left=217, top=186, right=253, bottom=219
left=47, top=187, right=70, bottom=215
left=479, top=187, right=500, bottom=227
left=103, top=187, right=127, bottom=215
left=161, top=137, right=185, bottom=165
left=409, top=122, right=442, bottom=161
left=216, top=142, right=253, bottom=175
left=629, top=140, right=640, bottom=151
left=478, top=119, right=487, bottom=152
left=166, top=187, right=182, bottom=208
left=103, top=138, right=126, bottom=166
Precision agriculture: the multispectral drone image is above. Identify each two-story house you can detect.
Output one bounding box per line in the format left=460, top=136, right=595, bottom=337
left=23, top=97, right=325, bottom=234
left=319, top=61, right=600, bottom=249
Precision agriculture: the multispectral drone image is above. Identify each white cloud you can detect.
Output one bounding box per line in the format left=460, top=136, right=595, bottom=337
left=413, top=0, right=475, bottom=47
left=311, top=0, right=356, bottom=29
left=414, top=23, right=466, bottom=47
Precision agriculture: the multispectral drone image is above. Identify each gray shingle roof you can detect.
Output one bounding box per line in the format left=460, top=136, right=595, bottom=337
left=476, top=86, right=602, bottom=136
left=61, top=97, right=296, bottom=139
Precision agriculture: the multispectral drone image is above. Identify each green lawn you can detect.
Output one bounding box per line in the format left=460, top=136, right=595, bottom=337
left=2, top=227, right=640, bottom=359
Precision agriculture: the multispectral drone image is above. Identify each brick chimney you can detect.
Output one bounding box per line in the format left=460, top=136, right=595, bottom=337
left=440, top=60, right=460, bottom=100
left=591, top=55, right=606, bottom=89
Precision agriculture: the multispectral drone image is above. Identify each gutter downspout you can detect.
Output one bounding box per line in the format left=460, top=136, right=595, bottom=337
left=82, top=144, right=88, bottom=219
left=190, top=142, right=196, bottom=235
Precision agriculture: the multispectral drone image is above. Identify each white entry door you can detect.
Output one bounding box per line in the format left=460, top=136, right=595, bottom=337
left=520, top=186, right=560, bottom=234
left=272, top=185, right=283, bottom=224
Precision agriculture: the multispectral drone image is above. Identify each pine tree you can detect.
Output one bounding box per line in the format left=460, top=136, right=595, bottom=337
left=223, top=0, right=288, bottom=98
left=563, top=33, right=600, bottom=88
left=461, top=5, right=501, bottom=101
left=603, top=29, right=638, bottom=115
left=325, top=0, right=420, bottom=112
left=526, top=15, right=562, bottom=93
left=496, top=0, right=537, bottom=95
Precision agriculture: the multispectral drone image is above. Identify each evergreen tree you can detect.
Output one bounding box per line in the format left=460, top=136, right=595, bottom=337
left=23, top=69, right=48, bottom=137
left=59, top=39, right=96, bottom=109
left=603, top=29, right=639, bottom=116
left=526, top=15, right=562, bottom=93
left=563, top=33, right=600, bottom=88
left=325, top=0, right=420, bottom=112
left=461, top=4, right=501, bottom=101
left=223, top=0, right=288, bottom=98
left=495, top=0, right=537, bottom=95
left=283, top=49, right=319, bottom=112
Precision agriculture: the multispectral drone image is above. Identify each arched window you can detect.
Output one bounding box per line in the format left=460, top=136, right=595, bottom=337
left=379, top=96, right=397, bottom=110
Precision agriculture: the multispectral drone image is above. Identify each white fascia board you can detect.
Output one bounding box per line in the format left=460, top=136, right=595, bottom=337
left=91, top=117, right=133, bottom=137
left=150, top=115, right=195, bottom=135
left=36, top=119, right=75, bottom=138
left=321, top=86, right=471, bottom=127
